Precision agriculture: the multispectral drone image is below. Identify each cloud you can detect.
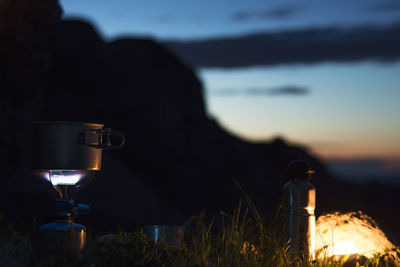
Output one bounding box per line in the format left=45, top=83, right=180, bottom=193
left=260, top=5, right=302, bottom=19
left=231, top=5, right=302, bottom=22
left=163, top=22, right=400, bottom=68
left=368, top=1, right=400, bottom=12
left=231, top=11, right=253, bottom=22
left=213, top=86, right=310, bottom=96
left=267, top=86, right=309, bottom=95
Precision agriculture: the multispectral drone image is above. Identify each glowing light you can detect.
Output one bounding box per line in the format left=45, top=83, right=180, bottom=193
left=40, top=170, right=84, bottom=186
left=315, top=211, right=394, bottom=258
left=334, top=241, right=357, bottom=255
left=50, top=174, right=82, bottom=185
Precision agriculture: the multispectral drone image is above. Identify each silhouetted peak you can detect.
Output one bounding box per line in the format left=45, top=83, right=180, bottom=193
left=57, top=19, right=104, bottom=53
left=109, top=38, right=189, bottom=69
left=270, top=137, right=288, bottom=148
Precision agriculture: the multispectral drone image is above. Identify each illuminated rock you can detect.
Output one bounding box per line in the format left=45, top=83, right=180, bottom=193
left=315, top=211, right=394, bottom=258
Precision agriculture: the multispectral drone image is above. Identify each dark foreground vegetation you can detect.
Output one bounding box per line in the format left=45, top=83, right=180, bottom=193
left=0, top=201, right=399, bottom=267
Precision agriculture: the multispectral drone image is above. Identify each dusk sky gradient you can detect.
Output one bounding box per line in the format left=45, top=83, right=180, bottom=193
left=59, top=0, right=400, bottom=181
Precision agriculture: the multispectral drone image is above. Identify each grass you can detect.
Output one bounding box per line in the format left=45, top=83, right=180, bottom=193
left=85, top=200, right=399, bottom=267
left=0, top=185, right=399, bottom=266
left=86, top=201, right=293, bottom=267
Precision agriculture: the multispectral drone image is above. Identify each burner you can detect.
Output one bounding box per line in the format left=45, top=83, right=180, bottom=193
left=29, top=121, right=124, bottom=264
left=39, top=170, right=93, bottom=200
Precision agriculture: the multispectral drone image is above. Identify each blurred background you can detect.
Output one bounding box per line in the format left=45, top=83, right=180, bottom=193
left=61, top=0, right=400, bottom=183
left=1, top=0, right=399, bottom=243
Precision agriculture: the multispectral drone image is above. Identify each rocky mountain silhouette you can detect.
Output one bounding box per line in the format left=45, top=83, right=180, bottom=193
left=0, top=0, right=398, bottom=244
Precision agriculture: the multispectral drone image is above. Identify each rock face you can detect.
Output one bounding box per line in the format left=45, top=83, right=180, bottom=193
left=0, top=0, right=399, bottom=244
left=39, top=19, right=334, bottom=226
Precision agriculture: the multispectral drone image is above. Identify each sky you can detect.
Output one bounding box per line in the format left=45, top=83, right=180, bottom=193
left=60, top=0, right=400, bottom=40
left=59, top=0, right=400, bottom=181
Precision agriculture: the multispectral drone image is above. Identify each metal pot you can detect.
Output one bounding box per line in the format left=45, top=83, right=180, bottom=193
left=29, top=121, right=124, bottom=171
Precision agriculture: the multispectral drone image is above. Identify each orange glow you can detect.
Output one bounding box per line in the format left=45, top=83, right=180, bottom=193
left=315, top=211, right=394, bottom=258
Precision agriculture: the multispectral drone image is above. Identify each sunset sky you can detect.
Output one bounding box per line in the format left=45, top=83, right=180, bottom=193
left=59, top=0, right=400, bottom=181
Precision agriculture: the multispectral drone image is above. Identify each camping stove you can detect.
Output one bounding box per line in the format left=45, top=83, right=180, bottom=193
left=29, top=121, right=124, bottom=263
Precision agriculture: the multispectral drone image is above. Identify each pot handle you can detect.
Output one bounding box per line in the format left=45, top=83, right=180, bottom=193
left=77, top=128, right=125, bottom=149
